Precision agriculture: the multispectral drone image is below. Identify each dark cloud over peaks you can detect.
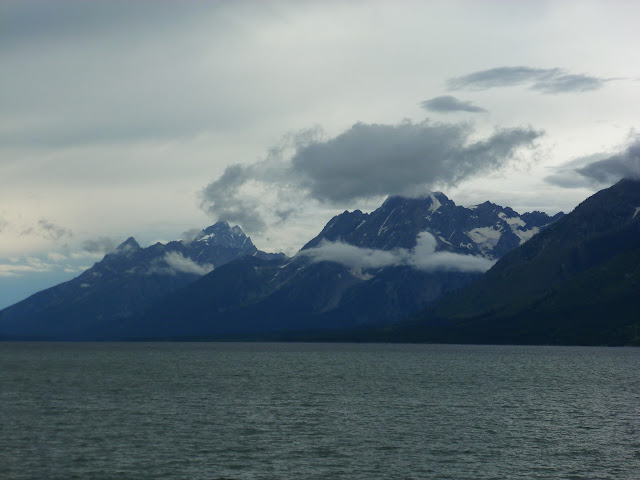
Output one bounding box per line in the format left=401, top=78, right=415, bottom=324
left=81, top=237, right=118, bottom=254
left=448, top=66, right=610, bottom=94
left=420, top=96, right=487, bottom=113
left=201, top=164, right=269, bottom=234
left=38, top=219, right=73, bottom=241
left=577, top=137, right=640, bottom=184
left=201, top=119, right=543, bottom=234
left=546, top=137, right=640, bottom=188
left=291, top=121, right=541, bottom=203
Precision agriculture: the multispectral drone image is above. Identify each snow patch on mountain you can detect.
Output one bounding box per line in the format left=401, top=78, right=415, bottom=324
left=437, top=235, right=452, bottom=246
left=429, top=193, right=441, bottom=212
left=198, top=233, right=217, bottom=242
left=498, top=212, right=526, bottom=228
left=191, top=221, right=254, bottom=250
left=378, top=209, right=396, bottom=236
left=197, top=231, right=249, bottom=248
left=514, top=227, right=539, bottom=244
left=467, top=227, right=501, bottom=253
left=412, top=232, right=496, bottom=272
left=495, top=212, right=541, bottom=245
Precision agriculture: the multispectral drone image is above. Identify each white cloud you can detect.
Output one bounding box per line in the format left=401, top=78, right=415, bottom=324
left=300, top=232, right=494, bottom=275
left=163, top=252, right=213, bottom=276
left=70, top=251, right=105, bottom=260
left=0, top=257, right=54, bottom=277
left=47, top=251, right=68, bottom=262
left=301, top=241, right=402, bottom=271
left=410, top=233, right=496, bottom=272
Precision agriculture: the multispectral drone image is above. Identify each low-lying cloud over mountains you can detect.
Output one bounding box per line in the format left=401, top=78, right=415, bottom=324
left=577, top=137, right=640, bottom=183
left=161, top=252, right=214, bottom=276
left=301, top=232, right=495, bottom=275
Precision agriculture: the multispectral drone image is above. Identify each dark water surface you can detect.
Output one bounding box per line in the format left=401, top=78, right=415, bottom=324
left=1, top=342, right=639, bottom=479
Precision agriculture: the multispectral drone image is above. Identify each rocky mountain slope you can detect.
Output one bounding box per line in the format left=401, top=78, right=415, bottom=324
left=388, top=178, right=640, bottom=345
left=113, top=192, right=562, bottom=340
left=302, top=191, right=562, bottom=258
left=0, top=221, right=281, bottom=339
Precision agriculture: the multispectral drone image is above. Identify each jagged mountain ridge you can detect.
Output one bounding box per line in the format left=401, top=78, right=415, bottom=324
left=303, top=192, right=563, bottom=259
left=387, top=178, right=640, bottom=345
left=0, top=191, right=564, bottom=340
left=0, top=221, right=281, bottom=339
left=112, top=192, right=563, bottom=340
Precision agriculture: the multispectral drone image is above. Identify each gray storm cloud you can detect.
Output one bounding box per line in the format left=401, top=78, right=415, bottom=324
left=448, top=66, right=609, bottom=94
left=546, top=137, right=640, bottom=188
left=38, top=219, right=72, bottom=240
left=81, top=237, right=118, bottom=254
left=531, top=74, right=605, bottom=94
left=180, top=228, right=203, bottom=244
left=292, top=122, right=540, bottom=203
left=301, top=232, right=495, bottom=274
left=201, top=165, right=270, bottom=234
left=577, top=138, right=640, bottom=184
left=201, top=119, right=542, bottom=233
left=421, top=95, right=487, bottom=113
left=0, top=2, right=236, bottom=148
left=21, top=219, right=73, bottom=241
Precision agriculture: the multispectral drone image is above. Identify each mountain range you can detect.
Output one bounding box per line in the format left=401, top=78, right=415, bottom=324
left=0, top=191, right=560, bottom=340
left=0, top=223, right=284, bottom=339
left=2, top=180, right=637, bottom=345
left=393, top=178, right=640, bottom=345
left=115, top=192, right=562, bottom=339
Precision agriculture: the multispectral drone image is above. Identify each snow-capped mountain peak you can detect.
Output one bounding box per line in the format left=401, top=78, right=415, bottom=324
left=192, top=221, right=254, bottom=250
left=303, top=192, right=562, bottom=260
left=115, top=237, right=141, bottom=254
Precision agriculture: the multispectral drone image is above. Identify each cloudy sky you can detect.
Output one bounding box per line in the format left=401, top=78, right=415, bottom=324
left=1, top=0, right=639, bottom=308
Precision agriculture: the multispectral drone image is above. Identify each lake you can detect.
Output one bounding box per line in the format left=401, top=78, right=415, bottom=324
left=1, top=342, right=639, bottom=479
